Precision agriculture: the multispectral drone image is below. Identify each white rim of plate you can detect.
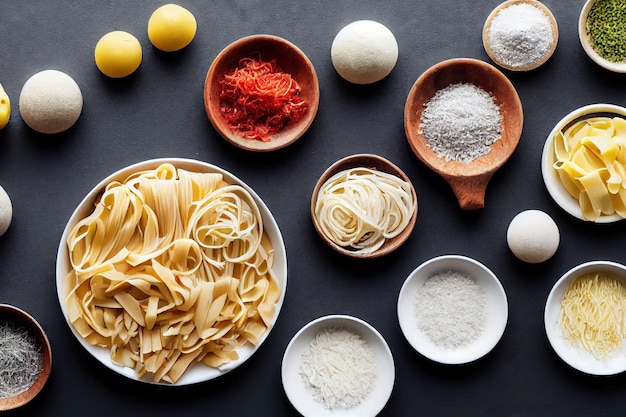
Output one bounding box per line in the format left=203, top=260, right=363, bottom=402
left=540, top=103, right=626, bottom=223
left=397, top=254, right=508, bottom=365
left=55, top=157, right=288, bottom=385
left=281, top=314, right=395, bottom=417
left=544, top=260, right=626, bottom=376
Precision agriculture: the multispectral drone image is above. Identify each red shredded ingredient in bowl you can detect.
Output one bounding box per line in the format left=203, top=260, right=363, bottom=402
left=219, top=56, right=308, bottom=142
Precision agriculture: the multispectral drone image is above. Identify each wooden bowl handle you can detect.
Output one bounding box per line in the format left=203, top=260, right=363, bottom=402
left=444, top=173, right=494, bottom=210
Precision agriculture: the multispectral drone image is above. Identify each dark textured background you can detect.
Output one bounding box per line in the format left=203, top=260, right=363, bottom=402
left=1, top=1, right=625, bottom=416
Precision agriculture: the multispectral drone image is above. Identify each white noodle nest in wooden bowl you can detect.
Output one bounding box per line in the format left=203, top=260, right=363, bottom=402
left=281, top=315, right=394, bottom=417
left=544, top=260, right=626, bottom=376
left=310, top=154, right=417, bottom=259
left=397, top=255, right=508, bottom=365
left=56, top=158, right=287, bottom=385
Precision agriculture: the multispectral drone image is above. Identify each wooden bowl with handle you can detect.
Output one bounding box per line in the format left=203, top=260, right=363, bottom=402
left=404, top=58, right=523, bottom=210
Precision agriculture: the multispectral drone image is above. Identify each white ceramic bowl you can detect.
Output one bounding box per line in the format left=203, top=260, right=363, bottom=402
left=579, top=0, right=626, bottom=73
left=397, top=255, right=508, bottom=364
left=545, top=260, right=626, bottom=375
left=55, top=158, right=287, bottom=385
left=281, top=315, right=394, bottom=417
left=541, top=103, right=626, bottom=223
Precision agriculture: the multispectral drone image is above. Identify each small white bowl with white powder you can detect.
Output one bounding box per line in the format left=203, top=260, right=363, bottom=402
left=397, top=255, right=508, bottom=364
left=483, top=0, right=559, bottom=71
left=281, top=315, right=394, bottom=417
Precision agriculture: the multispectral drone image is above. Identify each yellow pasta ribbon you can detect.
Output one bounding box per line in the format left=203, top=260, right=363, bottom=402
left=63, top=164, right=280, bottom=383
left=552, top=116, right=626, bottom=220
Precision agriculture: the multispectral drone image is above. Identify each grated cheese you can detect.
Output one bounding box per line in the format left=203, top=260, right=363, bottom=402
left=415, top=271, right=487, bottom=349
left=419, top=83, right=502, bottom=163
left=299, top=326, right=378, bottom=410
left=559, top=273, right=626, bottom=358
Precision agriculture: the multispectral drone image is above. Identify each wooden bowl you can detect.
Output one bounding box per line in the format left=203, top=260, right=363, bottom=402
left=204, top=34, right=320, bottom=152
left=483, top=0, right=558, bottom=72
left=311, top=154, right=418, bottom=259
left=404, top=58, right=523, bottom=210
left=0, top=304, right=52, bottom=411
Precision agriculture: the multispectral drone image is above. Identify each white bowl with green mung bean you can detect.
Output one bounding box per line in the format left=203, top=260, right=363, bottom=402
left=579, top=0, right=626, bottom=72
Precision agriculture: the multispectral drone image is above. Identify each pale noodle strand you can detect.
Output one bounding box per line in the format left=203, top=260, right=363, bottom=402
left=314, top=167, right=414, bottom=253
left=559, top=273, right=626, bottom=359
left=63, top=164, right=280, bottom=383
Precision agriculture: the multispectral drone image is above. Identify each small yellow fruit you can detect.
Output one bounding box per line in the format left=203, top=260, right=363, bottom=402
left=0, top=83, right=10, bottom=129
left=95, top=31, right=142, bottom=78
left=148, top=4, right=197, bottom=52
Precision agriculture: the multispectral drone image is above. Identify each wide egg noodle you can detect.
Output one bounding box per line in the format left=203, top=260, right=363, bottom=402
left=63, top=163, right=279, bottom=383
left=553, top=117, right=626, bottom=220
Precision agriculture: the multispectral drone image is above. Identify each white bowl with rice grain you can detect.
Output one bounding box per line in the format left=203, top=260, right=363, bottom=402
left=397, top=254, right=508, bottom=365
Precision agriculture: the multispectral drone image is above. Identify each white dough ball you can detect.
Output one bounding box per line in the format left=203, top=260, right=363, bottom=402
left=0, top=184, right=12, bottom=236
left=331, top=20, right=399, bottom=84
left=19, top=70, right=83, bottom=134
left=507, top=210, right=560, bottom=263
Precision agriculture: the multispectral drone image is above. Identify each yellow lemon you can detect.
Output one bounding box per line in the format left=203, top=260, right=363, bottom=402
left=95, top=31, right=142, bottom=78
left=148, top=4, right=197, bottom=52
left=0, top=83, right=10, bottom=129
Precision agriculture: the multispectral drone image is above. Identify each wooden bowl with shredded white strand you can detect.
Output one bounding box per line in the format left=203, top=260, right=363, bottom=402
left=0, top=304, right=52, bottom=411
left=404, top=58, right=523, bottom=210
left=310, top=154, right=418, bottom=259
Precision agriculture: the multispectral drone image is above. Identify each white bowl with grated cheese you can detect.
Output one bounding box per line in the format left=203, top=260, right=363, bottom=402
left=281, top=315, right=394, bottom=417
left=544, top=260, right=626, bottom=376
left=397, top=255, right=508, bottom=365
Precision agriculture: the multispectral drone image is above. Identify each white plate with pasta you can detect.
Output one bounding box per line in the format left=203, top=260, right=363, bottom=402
left=541, top=103, right=626, bottom=223
left=55, top=158, right=287, bottom=385
left=544, top=260, right=626, bottom=375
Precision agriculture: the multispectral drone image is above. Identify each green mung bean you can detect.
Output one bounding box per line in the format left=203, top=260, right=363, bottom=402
left=586, top=0, right=626, bottom=63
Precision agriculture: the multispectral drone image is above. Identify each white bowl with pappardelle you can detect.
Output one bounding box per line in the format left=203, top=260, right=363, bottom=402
left=397, top=255, right=508, bottom=365
left=281, top=315, right=395, bottom=417
left=545, top=260, right=626, bottom=376
left=541, top=103, right=626, bottom=223
left=56, top=158, right=287, bottom=385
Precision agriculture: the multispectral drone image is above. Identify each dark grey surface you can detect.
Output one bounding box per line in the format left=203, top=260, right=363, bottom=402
left=1, top=0, right=626, bottom=416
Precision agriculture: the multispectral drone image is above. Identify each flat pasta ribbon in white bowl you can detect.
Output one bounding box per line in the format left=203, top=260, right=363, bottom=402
left=56, top=158, right=287, bottom=385
left=541, top=103, right=626, bottom=222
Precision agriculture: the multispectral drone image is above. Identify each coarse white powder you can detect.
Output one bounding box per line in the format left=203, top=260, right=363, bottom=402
left=488, top=3, right=553, bottom=69
left=419, top=83, right=502, bottom=163
left=415, top=271, right=487, bottom=349
left=299, top=326, right=378, bottom=410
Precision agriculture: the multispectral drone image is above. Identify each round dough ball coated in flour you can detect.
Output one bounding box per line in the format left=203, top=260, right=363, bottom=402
left=507, top=210, right=560, bottom=263
left=331, top=20, right=398, bottom=84
left=0, top=184, right=12, bottom=236
left=19, top=70, right=83, bottom=134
